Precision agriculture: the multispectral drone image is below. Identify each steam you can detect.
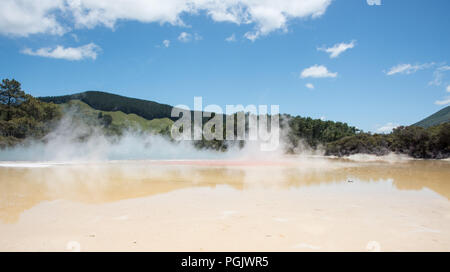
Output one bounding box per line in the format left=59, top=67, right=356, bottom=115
left=0, top=114, right=220, bottom=161
left=0, top=110, right=410, bottom=163
left=341, top=153, right=413, bottom=163
left=0, top=111, right=309, bottom=162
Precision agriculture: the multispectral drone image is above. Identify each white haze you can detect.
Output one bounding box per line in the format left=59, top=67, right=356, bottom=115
left=0, top=112, right=412, bottom=163
left=0, top=112, right=316, bottom=162
left=0, top=115, right=224, bottom=161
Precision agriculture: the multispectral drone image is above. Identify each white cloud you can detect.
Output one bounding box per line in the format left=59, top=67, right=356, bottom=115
left=178, top=32, right=191, bottom=42
left=21, top=43, right=101, bottom=61
left=0, top=0, right=333, bottom=40
left=162, top=39, right=170, bottom=48
left=194, top=33, right=202, bottom=41
left=300, top=65, right=337, bottom=78
left=367, top=0, right=381, bottom=6
left=225, top=33, right=236, bottom=42
left=240, top=0, right=332, bottom=41
left=178, top=32, right=201, bottom=42
left=244, top=31, right=259, bottom=42
left=71, top=33, right=79, bottom=42
left=320, top=116, right=326, bottom=121
left=435, top=97, right=450, bottom=106
left=318, top=40, right=356, bottom=58
left=447, top=85, right=450, bottom=92
left=429, top=65, right=450, bottom=86
left=305, top=83, right=314, bottom=89
left=376, top=122, right=398, bottom=134
left=385, top=63, right=434, bottom=76
left=0, top=0, right=66, bottom=36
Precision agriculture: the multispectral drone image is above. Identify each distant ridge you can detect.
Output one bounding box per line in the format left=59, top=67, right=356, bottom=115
left=39, top=91, right=175, bottom=121
left=413, top=106, right=450, bottom=128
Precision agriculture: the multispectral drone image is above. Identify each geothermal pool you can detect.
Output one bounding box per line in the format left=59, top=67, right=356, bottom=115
left=0, top=157, right=449, bottom=251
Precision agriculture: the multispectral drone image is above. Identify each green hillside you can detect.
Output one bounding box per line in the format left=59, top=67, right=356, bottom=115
left=2, top=79, right=447, bottom=158
left=40, top=91, right=361, bottom=146
left=40, top=91, right=176, bottom=121
left=61, top=100, right=173, bottom=134
left=413, top=106, right=450, bottom=128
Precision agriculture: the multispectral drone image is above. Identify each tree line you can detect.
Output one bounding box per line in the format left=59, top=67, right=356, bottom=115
left=325, top=124, right=450, bottom=159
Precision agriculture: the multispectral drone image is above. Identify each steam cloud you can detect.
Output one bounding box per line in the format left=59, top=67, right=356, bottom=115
left=0, top=110, right=410, bottom=163
left=0, top=111, right=315, bottom=162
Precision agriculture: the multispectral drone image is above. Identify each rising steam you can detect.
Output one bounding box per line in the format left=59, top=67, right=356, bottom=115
left=0, top=111, right=311, bottom=162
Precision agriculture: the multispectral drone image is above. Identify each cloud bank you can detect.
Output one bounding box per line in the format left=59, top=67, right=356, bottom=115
left=0, top=0, right=332, bottom=41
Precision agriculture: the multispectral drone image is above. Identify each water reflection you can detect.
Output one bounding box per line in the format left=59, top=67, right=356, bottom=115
left=0, top=159, right=449, bottom=223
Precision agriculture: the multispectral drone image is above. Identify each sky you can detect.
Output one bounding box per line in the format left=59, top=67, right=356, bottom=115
left=0, top=0, right=449, bottom=132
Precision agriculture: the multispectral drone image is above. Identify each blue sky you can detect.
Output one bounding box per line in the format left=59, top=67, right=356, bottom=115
left=0, top=0, right=449, bottom=132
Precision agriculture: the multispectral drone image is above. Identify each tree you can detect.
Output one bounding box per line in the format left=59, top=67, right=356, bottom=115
left=0, top=79, right=26, bottom=121
left=0, top=79, right=61, bottom=146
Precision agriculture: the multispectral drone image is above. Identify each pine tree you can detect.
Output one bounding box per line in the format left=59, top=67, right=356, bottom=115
left=0, top=79, right=26, bottom=121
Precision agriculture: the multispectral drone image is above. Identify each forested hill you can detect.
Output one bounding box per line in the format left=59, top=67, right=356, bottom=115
left=38, top=90, right=360, bottom=150
left=39, top=91, right=176, bottom=121
left=34, top=90, right=449, bottom=159
left=413, top=106, right=450, bottom=128
left=3, top=80, right=448, bottom=158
